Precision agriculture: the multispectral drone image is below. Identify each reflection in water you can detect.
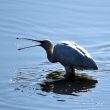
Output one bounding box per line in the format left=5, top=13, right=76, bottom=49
left=40, top=71, right=98, bottom=96
left=11, top=69, right=98, bottom=96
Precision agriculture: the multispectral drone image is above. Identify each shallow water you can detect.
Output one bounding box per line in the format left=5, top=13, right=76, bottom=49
left=0, top=0, right=110, bottom=110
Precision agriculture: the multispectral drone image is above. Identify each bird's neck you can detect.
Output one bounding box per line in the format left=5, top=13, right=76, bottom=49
left=46, top=47, right=55, bottom=63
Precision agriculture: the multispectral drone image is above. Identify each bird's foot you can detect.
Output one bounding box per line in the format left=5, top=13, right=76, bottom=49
left=64, top=72, right=77, bottom=81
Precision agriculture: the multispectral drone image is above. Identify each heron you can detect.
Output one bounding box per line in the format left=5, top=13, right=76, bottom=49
left=16, top=38, right=98, bottom=78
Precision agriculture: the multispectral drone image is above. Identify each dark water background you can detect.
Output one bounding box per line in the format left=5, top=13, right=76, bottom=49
left=0, top=0, right=110, bottom=110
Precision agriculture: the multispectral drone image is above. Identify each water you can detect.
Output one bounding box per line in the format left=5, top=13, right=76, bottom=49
left=0, top=0, right=110, bottom=109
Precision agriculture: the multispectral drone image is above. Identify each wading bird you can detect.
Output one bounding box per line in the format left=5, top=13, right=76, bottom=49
left=17, top=38, right=98, bottom=78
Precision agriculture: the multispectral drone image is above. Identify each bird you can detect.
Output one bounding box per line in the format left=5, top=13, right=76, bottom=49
left=16, top=38, right=98, bottom=78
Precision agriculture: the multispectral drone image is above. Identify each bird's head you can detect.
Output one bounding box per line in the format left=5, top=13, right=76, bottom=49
left=39, top=40, right=53, bottom=50
left=16, top=38, right=53, bottom=51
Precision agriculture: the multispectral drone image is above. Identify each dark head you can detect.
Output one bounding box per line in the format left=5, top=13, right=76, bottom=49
left=38, top=40, right=53, bottom=50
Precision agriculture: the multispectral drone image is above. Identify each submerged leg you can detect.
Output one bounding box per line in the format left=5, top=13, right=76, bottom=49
left=64, top=66, right=76, bottom=78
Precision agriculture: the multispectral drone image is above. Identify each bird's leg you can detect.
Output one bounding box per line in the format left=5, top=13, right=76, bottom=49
left=65, top=66, right=76, bottom=79
left=71, top=68, right=75, bottom=75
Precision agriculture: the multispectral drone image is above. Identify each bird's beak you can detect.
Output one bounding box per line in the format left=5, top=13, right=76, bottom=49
left=16, top=37, right=43, bottom=50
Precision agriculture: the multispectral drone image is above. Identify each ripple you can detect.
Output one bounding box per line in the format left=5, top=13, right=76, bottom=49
left=10, top=65, right=98, bottom=97
left=1, top=0, right=110, bottom=109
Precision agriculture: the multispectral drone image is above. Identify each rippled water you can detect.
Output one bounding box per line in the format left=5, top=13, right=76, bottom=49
left=0, top=0, right=110, bottom=110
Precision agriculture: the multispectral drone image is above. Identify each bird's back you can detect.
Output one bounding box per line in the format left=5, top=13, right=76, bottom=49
left=53, top=41, right=97, bottom=70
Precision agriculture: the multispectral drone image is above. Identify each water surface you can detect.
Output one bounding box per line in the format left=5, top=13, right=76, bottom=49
left=0, top=0, right=110, bottom=110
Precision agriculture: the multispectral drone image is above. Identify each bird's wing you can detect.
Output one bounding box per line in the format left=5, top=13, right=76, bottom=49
left=53, top=41, right=93, bottom=69
left=61, top=41, right=92, bottom=58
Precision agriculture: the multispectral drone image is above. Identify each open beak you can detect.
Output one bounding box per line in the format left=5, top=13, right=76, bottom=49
left=16, top=37, right=42, bottom=50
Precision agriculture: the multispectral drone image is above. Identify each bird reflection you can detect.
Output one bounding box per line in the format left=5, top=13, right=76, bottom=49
left=40, top=71, right=98, bottom=96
